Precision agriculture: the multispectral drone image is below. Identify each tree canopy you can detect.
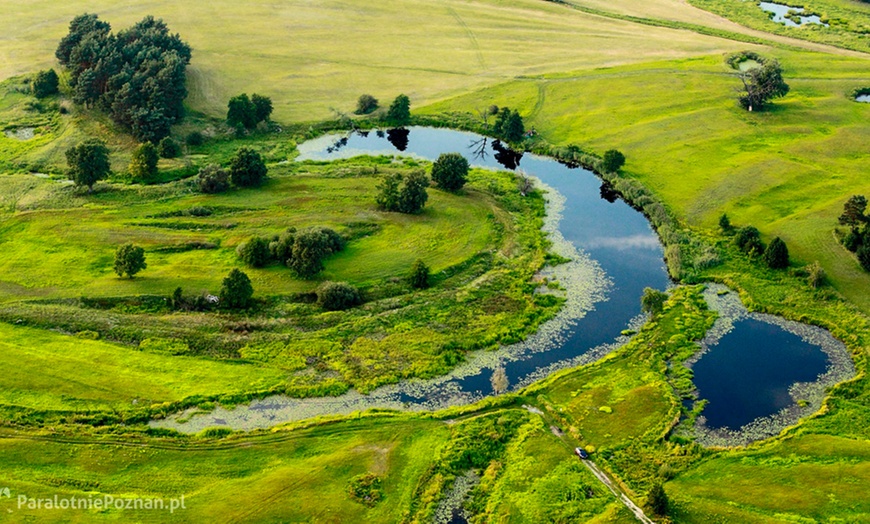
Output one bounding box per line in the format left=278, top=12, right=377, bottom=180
left=763, top=237, right=789, bottom=269
left=355, top=94, right=379, bottom=115
left=114, top=243, right=147, bottom=278
left=56, top=14, right=191, bottom=142
left=839, top=195, right=867, bottom=227
left=227, top=93, right=272, bottom=129
left=129, top=142, right=159, bottom=183
left=386, top=94, right=411, bottom=125
left=230, top=147, right=267, bottom=187
left=601, top=149, right=626, bottom=173
left=398, top=171, right=429, bottom=214
left=220, top=269, right=254, bottom=309
left=431, top=153, right=469, bottom=192
left=32, top=69, right=59, bottom=98
left=66, top=138, right=111, bottom=190
left=493, top=108, right=525, bottom=143
left=738, top=59, right=789, bottom=111
left=408, top=259, right=431, bottom=289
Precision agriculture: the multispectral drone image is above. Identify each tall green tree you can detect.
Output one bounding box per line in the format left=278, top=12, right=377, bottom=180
left=376, top=173, right=402, bottom=212
left=251, top=94, right=273, bottom=123
left=839, top=195, right=867, bottom=227
left=220, top=269, right=254, bottom=309
left=734, top=226, right=764, bottom=256
left=230, top=147, right=267, bottom=187
left=129, top=142, right=159, bottom=183
left=66, top=138, right=111, bottom=191
left=227, top=94, right=256, bottom=129
left=386, top=94, right=411, bottom=125
left=763, top=237, right=789, bottom=269
left=601, top=149, right=626, bottom=173
left=114, top=243, right=147, bottom=278
left=738, top=59, right=789, bottom=111
left=504, top=110, right=525, bottom=142
left=398, top=171, right=429, bottom=214
left=431, top=153, right=469, bottom=192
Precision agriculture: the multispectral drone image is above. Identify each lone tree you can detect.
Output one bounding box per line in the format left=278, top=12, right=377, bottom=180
left=237, top=236, right=271, bottom=268
left=601, top=149, right=626, bottom=173
left=839, top=195, right=867, bottom=227
left=386, top=94, right=411, bottom=125
left=763, top=237, right=790, bottom=269
left=719, top=213, right=733, bottom=233
left=355, top=94, right=379, bottom=115
left=197, top=164, right=230, bottom=193
left=738, top=59, right=789, bottom=111
left=376, top=173, right=402, bottom=212
left=66, top=138, right=111, bottom=191
left=641, top=288, right=668, bottom=318
left=398, top=171, right=429, bottom=214
left=734, top=226, right=764, bottom=256
left=129, top=142, right=159, bottom=183
left=114, top=243, right=147, bottom=278
left=32, top=69, right=59, bottom=98
left=408, top=259, right=430, bottom=289
left=646, top=483, right=669, bottom=517
left=230, top=147, right=267, bottom=187
left=220, top=268, right=253, bottom=309
left=493, top=108, right=525, bottom=142
left=431, top=153, right=469, bottom=192
left=316, top=281, right=362, bottom=311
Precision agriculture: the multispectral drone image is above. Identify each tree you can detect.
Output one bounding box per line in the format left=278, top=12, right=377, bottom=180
left=408, top=259, right=430, bottom=289
left=641, top=288, right=668, bottom=317
left=237, top=236, right=271, bottom=268
left=858, top=244, right=870, bottom=272
left=398, top=171, right=429, bottom=214
left=738, top=59, right=789, bottom=111
left=734, top=226, right=764, bottom=256
left=491, top=365, right=509, bottom=394
left=317, top=281, right=362, bottom=311
left=66, top=138, right=110, bottom=190
left=251, top=93, right=273, bottom=123
left=839, top=195, right=867, bottom=227
left=288, top=227, right=342, bottom=278
left=807, top=261, right=826, bottom=288
left=386, top=94, right=411, bottom=125
left=763, top=237, right=789, bottom=269
left=197, top=164, right=230, bottom=193
left=32, top=69, right=59, bottom=98
left=646, top=484, right=669, bottom=517
left=129, top=142, right=159, bottom=183
left=114, top=243, right=147, bottom=278
left=719, top=213, right=733, bottom=233
left=158, top=137, right=182, bottom=158
left=376, top=173, right=402, bottom=212
left=492, top=107, right=511, bottom=138
left=601, top=149, right=626, bottom=173
left=230, top=147, right=267, bottom=187
left=355, top=94, right=379, bottom=115
left=431, top=153, right=469, bottom=192
left=220, top=268, right=254, bottom=309
left=504, top=110, right=525, bottom=142
left=227, top=93, right=256, bottom=129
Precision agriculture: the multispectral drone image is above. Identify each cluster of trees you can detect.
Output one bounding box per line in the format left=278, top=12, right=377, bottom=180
left=32, top=69, right=59, bottom=98
left=838, top=195, right=870, bottom=272
left=491, top=107, right=525, bottom=143
left=376, top=171, right=429, bottom=214
left=197, top=147, right=267, bottom=192
left=56, top=14, right=191, bottom=142
left=227, top=93, right=273, bottom=130
left=237, top=226, right=344, bottom=278
left=721, top=216, right=790, bottom=269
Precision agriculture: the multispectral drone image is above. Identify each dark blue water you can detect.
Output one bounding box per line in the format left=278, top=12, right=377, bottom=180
left=298, top=127, right=670, bottom=396
left=692, top=318, right=828, bottom=429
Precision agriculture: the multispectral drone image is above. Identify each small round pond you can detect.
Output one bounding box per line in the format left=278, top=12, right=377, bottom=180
left=150, top=127, right=853, bottom=442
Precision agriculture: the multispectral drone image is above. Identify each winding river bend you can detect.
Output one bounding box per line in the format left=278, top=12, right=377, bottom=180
left=152, top=127, right=851, bottom=438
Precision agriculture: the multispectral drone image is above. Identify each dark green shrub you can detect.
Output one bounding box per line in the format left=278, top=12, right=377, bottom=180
left=346, top=473, right=382, bottom=507
left=734, top=226, right=764, bottom=255
left=431, top=153, right=469, bottom=192
left=114, top=243, right=147, bottom=278
left=398, top=171, right=429, bottom=214
left=220, top=269, right=253, bottom=309
left=355, top=94, right=379, bottom=115
left=32, top=69, right=59, bottom=98
left=129, top=142, right=159, bottom=183
left=408, top=259, right=430, bottom=289
left=197, top=164, right=230, bottom=194
left=641, top=288, right=668, bottom=317
left=237, top=236, right=272, bottom=268
left=230, top=147, right=267, bottom=187
left=601, top=149, right=626, bottom=173
left=763, top=237, right=789, bottom=269
left=317, top=281, right=362, bottom=311
left=186, top=131, right=204, bottom=146
left=66, top=138, right=110, bottom=190
left=288, top=227, right=342, bottom=278
left=158, top=137, right=182, bottom=158
left=376, top=173, right=401, bottom=211
left=858, top=244, right=870, bottom=272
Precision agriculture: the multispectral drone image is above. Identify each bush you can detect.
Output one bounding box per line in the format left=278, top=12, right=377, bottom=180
left=269, top=229, right=296, bottom=263
left=807, top=261, right=826, bottom=288
left=32, top=69, right=59, bottom=98
left=355, top=94, right=379, bottom=115
left=858, top=244, right=870, bottom=272
left=376, top=173, right=401, bottom=211
left=129, top=142, right=159, bottom=183
left=66, top=138, right=111, bottom=190
left=158, top=137, right=182, bottom=158
left=843, top=228, right=863, bottom=252
left=601, top=149, right=626, bottom=173
left=763, top=237, right=789, bottom=269
left=646, top=484, right=669, bottom=517
left=346, top=473, right=383, bottom=507
left=719, top=213, right=732, bottom=233
left=220, top=269, right=253, bottom=309
left=431, top=153, right=469, bottom=192
left=289, top=227, right=343, bottom=278
left=317, top=282, right=362, bottom=311
left=734, top=226, right=764, bottom=256
left=114, top=243, right=147, bottom=278
left=398, top=171, right=429, bottom=214
left=230, top=147, right=267, bottom=187
left=408, top=259, right=430, bottom=289
left=197, top=164, right=230, bottom=194
left=641, top=288, right=668, bottom=317
left=236, top=236, right=272, bottom=268
left=186, top=131, right=204, bottom=146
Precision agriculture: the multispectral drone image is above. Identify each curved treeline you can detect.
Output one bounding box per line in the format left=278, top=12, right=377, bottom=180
left=56, top=13, right=191, bottom=142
